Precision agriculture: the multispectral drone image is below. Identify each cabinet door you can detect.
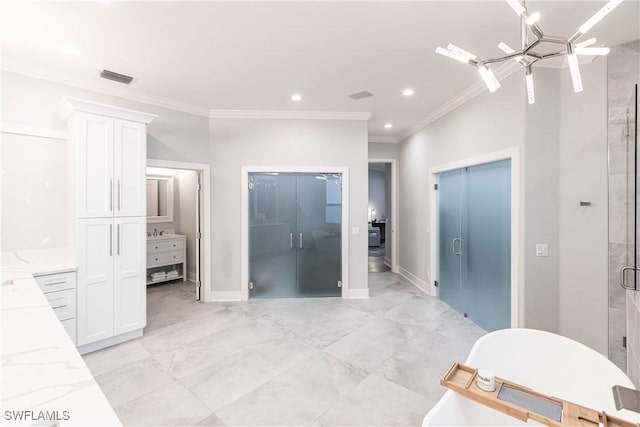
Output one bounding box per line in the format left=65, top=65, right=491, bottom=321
left=114, top=120, right=146, bottom=217
left=77, top=113, right=114, bottom=218
left=77, top=219, right=114, bottom=346
left=114, top=217, right=146, bottom=334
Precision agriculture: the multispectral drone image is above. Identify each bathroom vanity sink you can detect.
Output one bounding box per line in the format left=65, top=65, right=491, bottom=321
left=147, top=233, right=180, bottom=241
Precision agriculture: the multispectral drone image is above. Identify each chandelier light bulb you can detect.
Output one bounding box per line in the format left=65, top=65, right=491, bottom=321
left=525, top=70, right=535, bottom=104
left=526, top=12, right=541, bottom=25
left=505, top=0, right=526, bottom=16
left=567, top=54, right=584, bottom=93
left=446, top=44, right=477, bottom=60
left=435, top=46, right=473, bottom=64
left=578, top=0, right=624, bottom=35
left=575, top=47, right=610, bottom=56
left=478, top=66, right=500, bottom=93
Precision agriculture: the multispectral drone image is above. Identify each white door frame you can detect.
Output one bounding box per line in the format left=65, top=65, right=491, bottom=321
left=367, top=159, right=399, bottom=273
left=240, top=166, right=350, bottom=300
left=429, top=147, right=522, bottom=328
left=146, top=159, right=212, bottom=303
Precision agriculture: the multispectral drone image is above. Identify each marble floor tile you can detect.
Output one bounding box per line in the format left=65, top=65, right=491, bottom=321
left=315, top=374, right=433, bottom=427
left=83, top=339, right=151, bottom=377
left=115, top=382, right=211, bottom=426
left=85, top=273, right=487, bottom=427
left=94, top=356, right=175, bottom=408
left=182, top=333, right=317, bottom=412
left=384, top=294, right=449, bottom=326
left=215, top=353, right=368, bottom=426
left=324, top=318, right=416, bottom=372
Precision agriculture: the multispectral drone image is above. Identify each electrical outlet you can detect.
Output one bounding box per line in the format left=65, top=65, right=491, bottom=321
left=536, top=244, right=549, bottom=257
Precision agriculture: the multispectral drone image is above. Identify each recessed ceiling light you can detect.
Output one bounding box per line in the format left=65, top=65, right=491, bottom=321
left=384, top=123, right=393, bottom=129
left=291, top=94, right=302, bottom=102
left=402, top=88, right=415, bottom=96
left=59, top=45, right=80, bottom=56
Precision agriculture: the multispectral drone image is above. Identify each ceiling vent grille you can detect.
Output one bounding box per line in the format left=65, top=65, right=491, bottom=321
left=348, top=90, right=373, bottom=100
left=99, top=69, right=134, bottom=85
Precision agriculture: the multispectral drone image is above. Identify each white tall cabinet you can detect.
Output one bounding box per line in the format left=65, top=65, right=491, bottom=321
left=58, top=98, right=156, bottom=353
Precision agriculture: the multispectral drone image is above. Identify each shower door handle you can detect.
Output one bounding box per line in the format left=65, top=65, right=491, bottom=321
left=620, top=266, right=640, bottom=290
left=299, top=233, right=303, bottom=249
left=452, top=238, right=462, bottom=255
left=289, top=233, right=293, bottom=249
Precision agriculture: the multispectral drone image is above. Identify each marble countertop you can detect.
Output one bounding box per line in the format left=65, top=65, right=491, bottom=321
left=1, top=248, right=121, bottom=426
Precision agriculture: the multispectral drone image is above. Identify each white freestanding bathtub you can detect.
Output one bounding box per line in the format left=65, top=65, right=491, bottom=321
left=423, top=328, right=640, bottom=426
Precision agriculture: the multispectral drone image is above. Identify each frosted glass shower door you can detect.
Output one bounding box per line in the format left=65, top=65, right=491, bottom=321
left=249, top=173, right=297, bottom=298
left=296, top=174, right=342, bottom=297
left=437, top=159, right=511, bottom=332
left=249, top=173, right=342, bottom=298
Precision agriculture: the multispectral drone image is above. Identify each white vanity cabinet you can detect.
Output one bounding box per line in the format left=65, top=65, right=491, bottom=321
left=58, top=97, right=156, bottom=353
left=33, top=271, right=78, bottom=345
left=146, top=235, right=187, bottom=284
left=74, top=113, right=147, bottom=218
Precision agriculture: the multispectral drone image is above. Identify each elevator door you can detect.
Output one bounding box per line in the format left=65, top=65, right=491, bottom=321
left=437, top=159, right=511, bottom=331
left=249, top=173, right=342, bottom=298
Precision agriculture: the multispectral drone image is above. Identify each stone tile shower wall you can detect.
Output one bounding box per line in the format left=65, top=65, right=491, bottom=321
left=608, top=39, right=639, bottom=384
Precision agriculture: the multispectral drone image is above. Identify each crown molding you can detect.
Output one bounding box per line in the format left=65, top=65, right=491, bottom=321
left=56, top=97, right=158, bottom=124
left=1, top=123, right=67, bottom=140
left=209, top=109, right=371, bottom=120
left=368, top=136, right=398, bottom=143
left=2, top=56, right=210, bottom=117
left=397, top=60, right=522, bottom=142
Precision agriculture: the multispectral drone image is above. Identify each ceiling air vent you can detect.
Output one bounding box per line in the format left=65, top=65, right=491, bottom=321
left=99, top=69, right=134, bottom=85
left=348, top=90, right=373, bottom=100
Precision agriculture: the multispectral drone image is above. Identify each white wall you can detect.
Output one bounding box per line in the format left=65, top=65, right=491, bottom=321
left=210, top=118, right=369, bottom=294
left=0, top=71, right=210, bottom=252
left=368, top=168, right=386, bottom=220
left=369, top=142, right=399, bottom=159
left=557, top=58, right=608, bottom=354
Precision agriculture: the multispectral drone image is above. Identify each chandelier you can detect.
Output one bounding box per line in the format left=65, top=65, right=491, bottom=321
left=436, top=0, right=623, bottom=104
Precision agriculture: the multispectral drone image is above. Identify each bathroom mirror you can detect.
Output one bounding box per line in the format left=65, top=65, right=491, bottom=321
left=147, top=175, right=174, bottom=223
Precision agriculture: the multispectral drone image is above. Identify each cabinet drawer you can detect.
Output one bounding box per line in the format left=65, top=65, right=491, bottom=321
left=34, top=271, right=77, bottom=293
left=147, top=239, right=185, bottom=254
left=45, top=289, right=76, bottom=321
left=147, top=250, right=184, bottom=267
left=61, top=318, right=77, bottom=345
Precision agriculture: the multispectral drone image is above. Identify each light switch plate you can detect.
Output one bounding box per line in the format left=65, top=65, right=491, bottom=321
left=352, top=227, right=360, bottom=236
left=536, top=244, right=549, bottom=257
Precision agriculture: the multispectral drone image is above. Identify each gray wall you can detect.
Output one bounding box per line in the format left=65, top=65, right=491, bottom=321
left=209, top=118, right=369, bottom=293
left=369, top=142, right=399, bottom=159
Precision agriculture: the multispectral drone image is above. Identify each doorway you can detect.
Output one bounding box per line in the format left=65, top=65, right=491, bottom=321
left=436, top=159, right=511, bottom=331
left=145, top=159, right=211, bottom=302
left=368, top=158, right=398, bottom=275
left=248, top=172, right=343, bottom=298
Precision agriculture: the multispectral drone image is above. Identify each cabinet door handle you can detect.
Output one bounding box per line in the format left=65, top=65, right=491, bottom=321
left=51, top=304, right=68, bottom=310
left=117, top=224, right=120, bottom=255
left=44, top=280, right=67, bottom=286
left=299, top=233, right=303, bottom=249
left=117, top=180, right=121, bottom=211
left=109, top=224, right=113, bottom=256
left=110, top=180, right=113, bottom=212
left=289, top=233, right=293, bottom=249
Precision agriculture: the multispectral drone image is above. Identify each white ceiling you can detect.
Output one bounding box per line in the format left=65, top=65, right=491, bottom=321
left=2, top=1, right=639, bottom=140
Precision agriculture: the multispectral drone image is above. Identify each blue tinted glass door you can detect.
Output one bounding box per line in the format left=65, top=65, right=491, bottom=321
left=460, top=160, right=511, bottom=331
left=437, top=169, right=463, bottom=314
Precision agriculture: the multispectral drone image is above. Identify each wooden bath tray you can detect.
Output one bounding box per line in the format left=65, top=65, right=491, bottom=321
left=440, top=362, right=639, bottom=427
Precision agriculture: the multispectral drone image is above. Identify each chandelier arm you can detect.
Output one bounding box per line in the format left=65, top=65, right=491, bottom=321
left=568, top=32, right=583, bottom=44
left=540, top=50, right=568, bottom=59
left=523, top=39, right=541, bottom=55
left=541, top=36, right=569, bottom=45
left=528, top=23, right=544, bottom=40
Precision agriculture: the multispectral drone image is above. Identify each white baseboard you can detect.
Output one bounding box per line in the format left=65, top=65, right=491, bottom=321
left=383, top=257, right=392, bottom=268
left=210, top=291, right=244, bottom=301
left=345, top=288, right=370, bottom=299
left=77, top=329, right=143, bottom=355
left=399, top=267, right=431, bottom=295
